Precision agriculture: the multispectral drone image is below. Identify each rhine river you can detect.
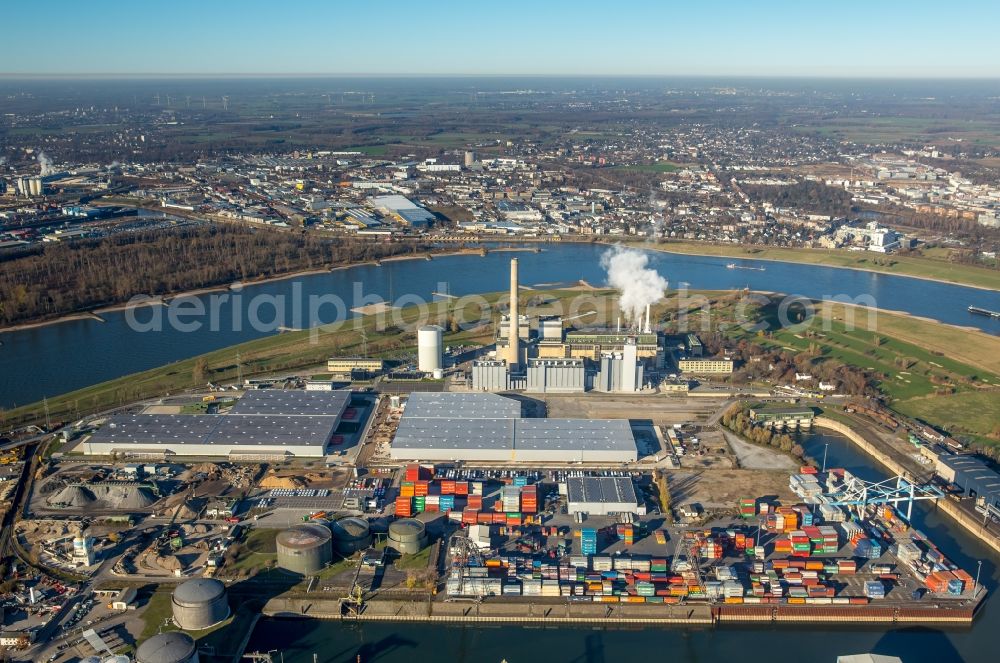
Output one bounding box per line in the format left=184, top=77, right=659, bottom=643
left=245, top=431, right=999, bottom=663
left=1, top=243, right=998, bottom=408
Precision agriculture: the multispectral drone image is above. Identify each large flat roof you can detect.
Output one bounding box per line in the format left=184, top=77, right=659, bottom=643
left=228, top=390, right=350, bottom=416
left=403, top=392, right=521, bottom=420
left=88, top=390, right=349, bottom=450
left=88, top=413, right=339, bottom=448
left=514, top=419, right=635, bottom=453
left=566, top=476, right=639, bottom=506
left=393, top=418, right=514, bottom=451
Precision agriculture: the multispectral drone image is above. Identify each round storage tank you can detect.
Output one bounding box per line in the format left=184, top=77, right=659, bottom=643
left=417, top=325, right=443, bottom=373
left=136, top=631, right=199, bottom=663
left=276, top=523, right=333, bottom=575
left=331, top=517, right=372, bottom=555
left=388, top=518, right=428, bottom=555
left=171, top=578, right=229, bottom=631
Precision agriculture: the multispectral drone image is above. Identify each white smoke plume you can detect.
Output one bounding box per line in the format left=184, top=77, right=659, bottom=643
left=37, top=151, right=54, bottom=176
left=600, top=245, right=668, bottom=328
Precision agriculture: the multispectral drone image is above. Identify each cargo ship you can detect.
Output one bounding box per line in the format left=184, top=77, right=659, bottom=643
left=726, top=263, right=766, bottom=271
left=968, top=305, right=1000, bottom=319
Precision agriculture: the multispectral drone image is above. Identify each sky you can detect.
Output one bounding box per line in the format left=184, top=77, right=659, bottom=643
left=3, top=0, right=999, bottom=78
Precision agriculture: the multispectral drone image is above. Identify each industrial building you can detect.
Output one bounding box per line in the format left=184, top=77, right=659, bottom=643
left=370, top=194, right=435, bottom=227
left=390, top=392, right=637, bottom=463
left=936, top=454, right=1000, bottom=518
left=276, top=522, right=334, bottom=575
left=749, top=404, right=815, bottom=430
left=83, top=390, right=349, bottom=459
left=135, top=631, right=199, bottom=663
left=526, top=358, right=585, bottom=393
left=677, top=357, right=735, bottom=374
left=565, top=476, right=642, bottom=516
left=326, top=357, right=385, bottom=373
left=593, top=341, right=645, bottom=393
left=171, top=578, right=229, bottom=631
left=471, top=359, right=511, bottom=391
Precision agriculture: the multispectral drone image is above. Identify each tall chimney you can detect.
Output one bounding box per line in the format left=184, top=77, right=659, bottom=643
left=644, top=304, right=651, bottom=334
left=506, top=258, right=520, bottom=370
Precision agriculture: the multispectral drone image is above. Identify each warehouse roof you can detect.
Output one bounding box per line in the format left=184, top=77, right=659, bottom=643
left=514, top=419, right=636, bottom=454
left=89, top=414, right=340, bottom=448
left=939, top=454, right=1000, bottom=501
left=228, top=389, right=349, bottom=416
left=403, top=392, right=521, bottom=419
left=393, top=417, right=514, bottom=451
left=566, top=476, right=639, bottom=506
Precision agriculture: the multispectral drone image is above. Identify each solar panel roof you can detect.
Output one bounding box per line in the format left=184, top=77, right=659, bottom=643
left=566, top=476, right=638, bottom=505
left=514, top=419, right=635, bottom=452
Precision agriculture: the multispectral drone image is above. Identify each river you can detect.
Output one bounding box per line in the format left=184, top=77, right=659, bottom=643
left=1, top=243, right=998, bottom=408
left=244, top=431, right=999, bottom=663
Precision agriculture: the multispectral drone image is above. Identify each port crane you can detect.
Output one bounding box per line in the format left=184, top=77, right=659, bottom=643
left=824, top=473, right=944, bottom=521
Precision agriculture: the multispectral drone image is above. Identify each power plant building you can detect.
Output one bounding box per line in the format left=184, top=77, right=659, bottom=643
left=171, top=578, right=229, bottom=631
left=526, top=358, right=585, bottom=393
left=594, top=344, right=645, bottom=393
left=83, top=390, right=349, bottom=459
left=390, top=392, right=636, bottom=463
left=276, top=523, right=334, bottom=575
left=471, top=360, right=511, bottom=391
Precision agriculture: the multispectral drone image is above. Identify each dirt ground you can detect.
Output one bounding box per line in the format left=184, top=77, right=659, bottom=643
left=723, top=430, right=799, bottom=471
left=541, top=393, right=718, bottom=423
left=667, top=469, right=796, bottom=511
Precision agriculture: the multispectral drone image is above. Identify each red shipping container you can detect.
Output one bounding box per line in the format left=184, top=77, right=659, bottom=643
left=467, top=495, right=483, bottom=509
left=455, top=481, right=469, bottom=495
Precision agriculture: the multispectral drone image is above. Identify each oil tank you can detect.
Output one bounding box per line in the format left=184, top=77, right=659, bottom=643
left=171, top=578, right=229, bottom=631
left=331, top=517, right=372, bottom=555
left=417, top=325, right=443, bottom=373
left=276, top=522, right=333, bottom=574
left=388, top=518, right=427, bottom=555
left=136, top=631, right=199, bottom=663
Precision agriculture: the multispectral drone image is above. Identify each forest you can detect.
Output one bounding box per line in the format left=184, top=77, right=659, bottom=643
left=0, top=224, right=426, bottom=327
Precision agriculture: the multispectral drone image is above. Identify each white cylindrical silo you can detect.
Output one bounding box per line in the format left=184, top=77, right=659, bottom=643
left=417, top=325, right=443, bottom=373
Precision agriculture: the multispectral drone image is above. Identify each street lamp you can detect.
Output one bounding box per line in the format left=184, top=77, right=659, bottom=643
left=821, top=443, right=829, bottom=473
left=975, top=560, right=983, bottom=598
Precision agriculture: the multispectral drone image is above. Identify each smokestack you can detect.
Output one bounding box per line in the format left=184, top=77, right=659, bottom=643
left=505, top=258, right=520, bottom=370
left=617, top=316, right=621, bottom=333
left=644, top=304, right=651, bottom=334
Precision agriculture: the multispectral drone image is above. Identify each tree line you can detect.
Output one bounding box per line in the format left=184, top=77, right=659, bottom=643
left=0, top=224, right=426, bottom=327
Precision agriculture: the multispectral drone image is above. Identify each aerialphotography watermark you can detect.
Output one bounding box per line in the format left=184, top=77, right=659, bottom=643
left=121, top=280, right=880, bottom=340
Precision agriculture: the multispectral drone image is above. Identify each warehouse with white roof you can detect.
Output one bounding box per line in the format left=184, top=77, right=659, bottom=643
left=83, top=390, right=350, bottom=459
left=390, top=392, right=637, bottom=464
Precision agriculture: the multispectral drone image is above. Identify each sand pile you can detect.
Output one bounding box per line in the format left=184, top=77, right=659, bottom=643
left=48, top=485, right=96, bottom=508
left=259, top=473, right=306, bottom=489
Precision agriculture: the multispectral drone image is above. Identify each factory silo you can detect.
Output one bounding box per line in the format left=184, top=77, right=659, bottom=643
left=417, top=325, right=443, bottom=373
left=276, top=522, right=333, bottom=575
left=388, top=518, right=427, bottom=555
left=135, top=631, right=199, bottom=663
left=331, top=517, right=372, bottom=555
left=171, top=578, right=230, bottom=631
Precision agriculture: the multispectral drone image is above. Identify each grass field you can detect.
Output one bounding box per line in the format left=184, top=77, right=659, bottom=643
left=631, top=240, right=1000, bottom=291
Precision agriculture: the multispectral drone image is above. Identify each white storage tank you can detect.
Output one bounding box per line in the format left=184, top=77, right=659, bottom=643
left=417, top=325, right=443, bottom=373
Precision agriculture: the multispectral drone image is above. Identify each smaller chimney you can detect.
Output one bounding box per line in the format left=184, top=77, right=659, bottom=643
left=616, top=316, right=621, bottom=333
left=644, top=304, right=651, bottom=334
